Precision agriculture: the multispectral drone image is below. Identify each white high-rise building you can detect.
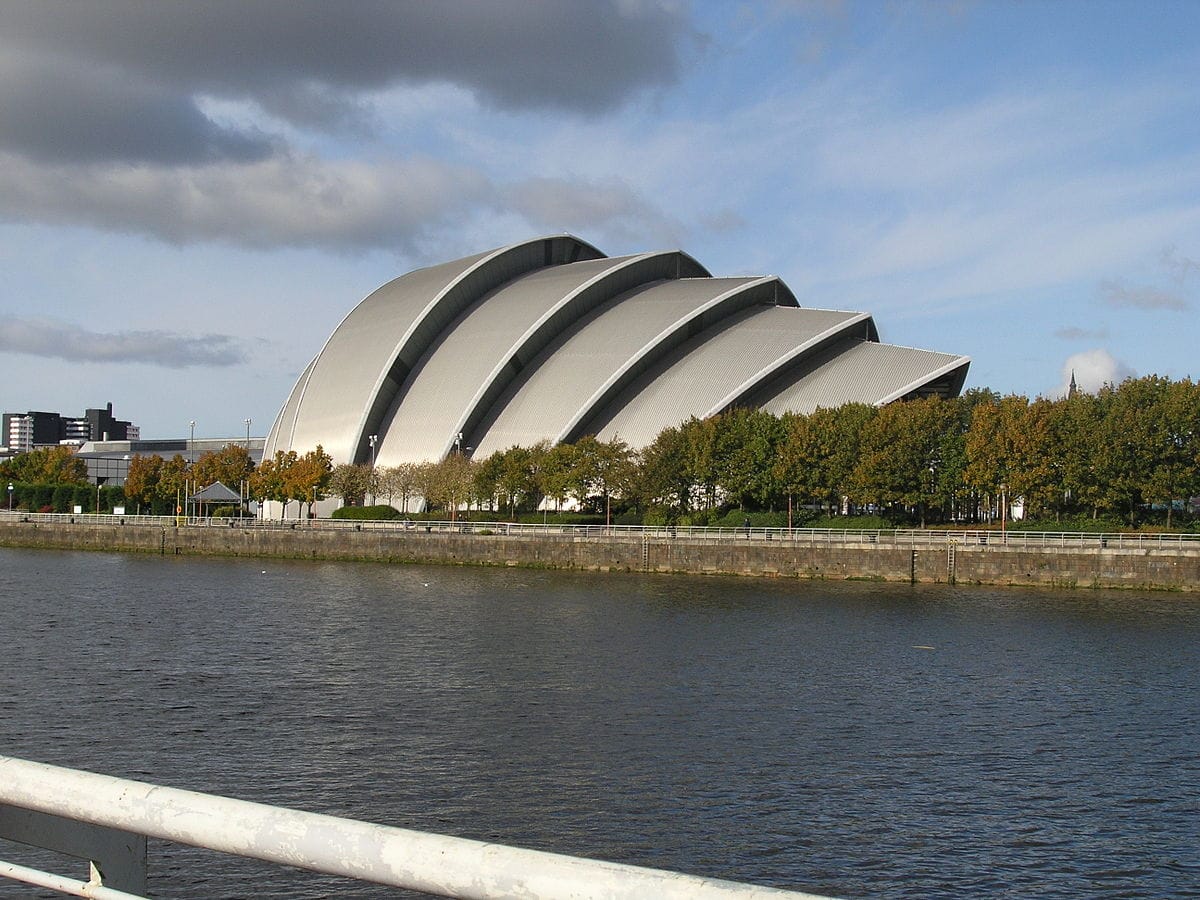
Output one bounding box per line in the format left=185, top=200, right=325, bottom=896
left=6, top=415, right=33, bottom=453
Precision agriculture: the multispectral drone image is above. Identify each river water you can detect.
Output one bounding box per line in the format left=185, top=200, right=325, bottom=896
left=0, top=548, right=1197, bottom=899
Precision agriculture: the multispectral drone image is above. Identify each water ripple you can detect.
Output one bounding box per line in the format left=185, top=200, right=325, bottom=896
left=1, top=549, right=1198, bottom=899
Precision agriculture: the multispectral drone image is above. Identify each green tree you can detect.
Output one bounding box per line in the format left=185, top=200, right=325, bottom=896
left=712, top=408, right=784, bottom=510
left=1057, top=390, right=1104, bottom=519
left=156, top=454, right=191, bottom=513
left=633, top=424, right=693, bottom=518
left=328, top=463, right=373, bottom=507
left=191, top=444, right=255, bottom=494
left=249, top=451, right=294, bottom=517
left=123, top=454, right=163, bottom=513
left=853, top=397, right=957, bottom=526
left=422, top=454, right=475, bottom=518
left=681, top=417, right=720, bottom=512
left=775, top=404, right=877, bottom=518
left=538, top=442, right=577, bottom=512
left=287, top=446, right=333, bottom=517
left=0, top=446, right=89, bottom=484
left=490, top=444, right=545, bottom=516
left=379, top=463, right=419, bottom=513
left=964, top=394, right=1029, bottom=523
left=570, top=436, right=636, bottom=525
left=1143, top=377, right=1200, bottom=527
left=471, top=452, right=505, bottom=513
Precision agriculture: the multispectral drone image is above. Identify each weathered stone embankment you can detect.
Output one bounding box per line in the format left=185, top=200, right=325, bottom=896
left=3, top=519, right=1199, bottom=591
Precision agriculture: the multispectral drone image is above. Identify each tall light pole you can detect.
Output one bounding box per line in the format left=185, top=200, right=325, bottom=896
left=188, top=420, right=196, bottom=520
left=368, top=434, right=378, bottom=506
left=244, top=418, right=251, bottom=450
left=7, top=482, right=12, bottom=511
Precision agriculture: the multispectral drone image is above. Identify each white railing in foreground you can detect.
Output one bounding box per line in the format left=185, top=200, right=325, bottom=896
left=0, top=756, right=834, bottom=900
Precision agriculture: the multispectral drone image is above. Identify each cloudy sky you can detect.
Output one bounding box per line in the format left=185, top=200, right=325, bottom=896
left=2, top=0, right=1198, bottom=440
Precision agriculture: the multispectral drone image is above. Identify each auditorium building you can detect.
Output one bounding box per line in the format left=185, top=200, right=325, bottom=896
left=265, top=235, right=969, bottom=470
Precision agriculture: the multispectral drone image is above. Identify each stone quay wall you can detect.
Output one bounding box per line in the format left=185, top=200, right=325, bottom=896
left=3, top=518, right=1199, bottom=592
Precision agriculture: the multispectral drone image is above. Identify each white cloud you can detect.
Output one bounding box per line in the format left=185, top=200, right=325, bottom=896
left=1059, top=349, right=1135, bottom=396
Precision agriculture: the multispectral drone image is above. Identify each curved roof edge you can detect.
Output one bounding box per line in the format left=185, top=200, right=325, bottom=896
left=559, top=276, right=790, bottom=443
left=701, top=312, right=876, bottom=418
left=265, top=354, right=317, bottom=456
left=875, top=354, right=972, bottom=405
left=347, top=234, right=604, bottom=464
left=441, top=250, right=708, bottom=461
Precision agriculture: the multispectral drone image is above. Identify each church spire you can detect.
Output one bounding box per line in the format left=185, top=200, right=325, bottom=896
left=1068, top=370, right=1078, bottom=399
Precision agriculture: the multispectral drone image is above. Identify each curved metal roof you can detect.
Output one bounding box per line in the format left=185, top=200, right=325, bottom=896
left=594, top=306, right=872, bottom=447
left=471, top=276, right=792, bottom=456
left=264, top=235, right=602, bottom=464
left=265, top=236, right=971, bottom=467
left=758, top=341, right=971, bottom=415
left=375, top=251, right=708, bottom=465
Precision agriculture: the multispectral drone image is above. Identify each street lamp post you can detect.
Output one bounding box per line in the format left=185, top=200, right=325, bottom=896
left=7, top=482, right=12, bottom=511
left=188, top=420, right=196, bottom=519
left=368, top=434, right=378, bottom=506
left=244, top=418, right=252, bottom=449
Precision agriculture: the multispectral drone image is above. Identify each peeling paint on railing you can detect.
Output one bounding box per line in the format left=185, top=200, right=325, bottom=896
left=0, top=756, right=835, bottom=900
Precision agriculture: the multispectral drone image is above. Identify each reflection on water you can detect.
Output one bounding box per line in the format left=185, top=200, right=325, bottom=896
left=1, top=549, right=1198, bottom=898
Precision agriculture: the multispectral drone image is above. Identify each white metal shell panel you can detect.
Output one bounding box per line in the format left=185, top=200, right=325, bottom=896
left=471, top=277, right=766, bottom=456
left=759, top=341, right=971, bottom=415
left=272, top=250, right=493, bottom=464
left=265, top=236, right=603, bottom=464
left=376, top=254, right=673, bottom=465
left=596, top=306, right=866, bottom=448
left=263, top=354, right=315, bottom=458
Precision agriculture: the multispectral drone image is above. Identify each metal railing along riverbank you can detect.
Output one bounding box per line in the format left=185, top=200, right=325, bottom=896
left=0, top=756, right=832, bottom=899
left=3, top=509, right=1200, bottom=552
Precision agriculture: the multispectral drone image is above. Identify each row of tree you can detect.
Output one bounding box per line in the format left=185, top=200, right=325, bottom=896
left=0, top=446, right=89, bottom=485
left=320, top=376, right=1200, bottom=527
left=328, top=435, right=635, bottom=522
left=122, top=445, right=333, bottom=517
left=4, top=375, right=1199, bottom=526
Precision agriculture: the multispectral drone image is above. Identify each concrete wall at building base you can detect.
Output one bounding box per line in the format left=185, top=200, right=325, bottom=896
left=3, top=521, right=1200, bottom=592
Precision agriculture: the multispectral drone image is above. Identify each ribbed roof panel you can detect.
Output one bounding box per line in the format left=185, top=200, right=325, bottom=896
left=265, top=237, right=971, bottom=477
left=376, top=253, right=706, bottom=464
left=595, top=306, right=867, bottom=447
left=265, top=236, right=602, bottom=464
left=472, top=276, right=769, bottom=456
left=758, top=341, right=971, bottom=415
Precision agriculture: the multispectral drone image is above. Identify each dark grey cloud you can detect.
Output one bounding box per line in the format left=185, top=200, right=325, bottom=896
left=1099, top=278, right=1188, bottom=311
left=0, top=152, right=681, bottom=254
left=0, top=51, right=274, bottom=165
left=1, top=0, right=691, bottom=156
left=0, top=1, right=692, bottom=250
left=0, top=316, right=249, bottom=368
left=0, top=153, right=497, bottom=252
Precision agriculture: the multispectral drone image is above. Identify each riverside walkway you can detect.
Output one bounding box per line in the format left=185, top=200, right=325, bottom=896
left=2, top=509, right=1196, bottom=551
left=3, top=511, right=1199, bottom=590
